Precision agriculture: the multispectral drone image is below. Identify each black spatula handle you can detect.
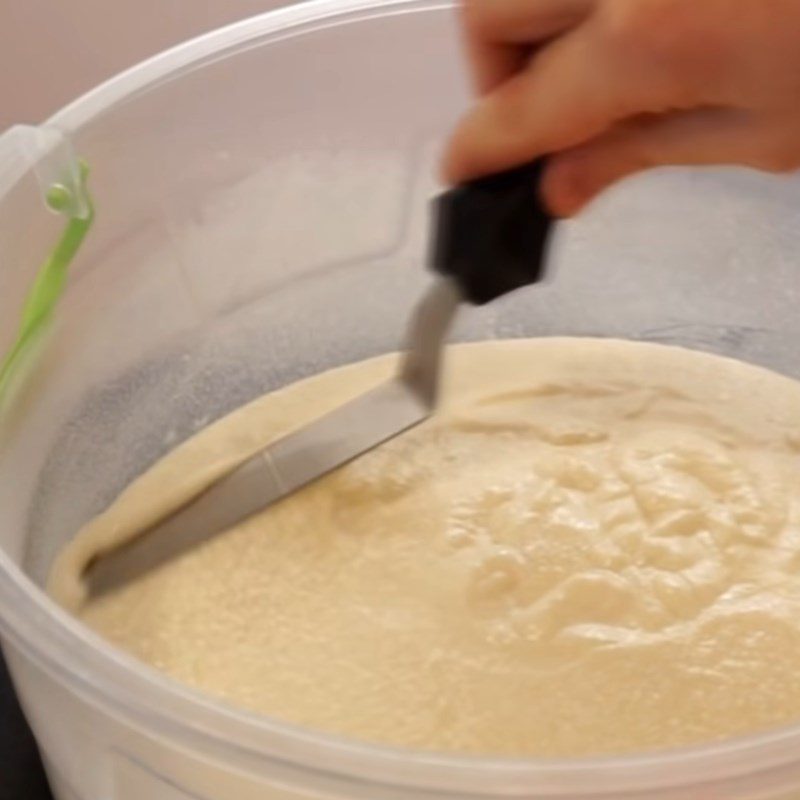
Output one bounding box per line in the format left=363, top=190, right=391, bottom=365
left=430, top=160, right=554, bottom=305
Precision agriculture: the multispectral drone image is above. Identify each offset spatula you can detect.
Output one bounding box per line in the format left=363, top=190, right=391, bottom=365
left=86, top=161, right=554, bottom=598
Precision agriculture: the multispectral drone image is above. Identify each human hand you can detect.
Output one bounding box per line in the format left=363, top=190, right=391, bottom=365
left=444, top=0, right=800, bottom=216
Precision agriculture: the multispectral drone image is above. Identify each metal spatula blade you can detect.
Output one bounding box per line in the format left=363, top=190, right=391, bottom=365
left=85, top=278, right=462, bottom=597
left=84, top=160, right=554, bottom=599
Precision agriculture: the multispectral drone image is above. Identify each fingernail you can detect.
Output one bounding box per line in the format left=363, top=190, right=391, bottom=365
left=543, top=154, right=601, bottom=217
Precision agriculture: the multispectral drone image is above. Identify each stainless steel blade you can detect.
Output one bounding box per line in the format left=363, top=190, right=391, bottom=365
left=85, top=278, right=462, bottom=598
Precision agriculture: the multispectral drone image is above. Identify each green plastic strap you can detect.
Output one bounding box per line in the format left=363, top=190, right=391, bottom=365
left=0, top=161, right=94, bottom=399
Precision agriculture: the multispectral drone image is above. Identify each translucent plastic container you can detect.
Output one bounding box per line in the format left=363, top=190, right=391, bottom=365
left=5, top=1, right=800, bottom=798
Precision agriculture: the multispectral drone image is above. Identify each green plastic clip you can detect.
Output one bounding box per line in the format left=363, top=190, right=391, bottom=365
left=0, top=127, right=94, bottom=401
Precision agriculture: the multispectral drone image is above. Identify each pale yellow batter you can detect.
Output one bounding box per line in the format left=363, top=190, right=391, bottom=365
left=49, top=339, right=800, bottom=756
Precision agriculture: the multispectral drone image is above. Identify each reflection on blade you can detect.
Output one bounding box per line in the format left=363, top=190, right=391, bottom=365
left=86, top=279, right=462, bottom=598
left=86, top=381, right=429, bottom=596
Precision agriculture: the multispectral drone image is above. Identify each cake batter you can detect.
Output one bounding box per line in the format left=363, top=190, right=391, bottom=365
left=49, top=339, right=800, bottom=757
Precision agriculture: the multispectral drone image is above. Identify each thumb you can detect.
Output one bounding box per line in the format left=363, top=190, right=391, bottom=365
left=443, top=26, right=647, bottom=183
left=542, top=108, right=799, bottom=217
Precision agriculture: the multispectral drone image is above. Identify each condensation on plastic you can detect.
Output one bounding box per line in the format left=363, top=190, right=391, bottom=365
left=3, top=2, right=800, bottom=800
